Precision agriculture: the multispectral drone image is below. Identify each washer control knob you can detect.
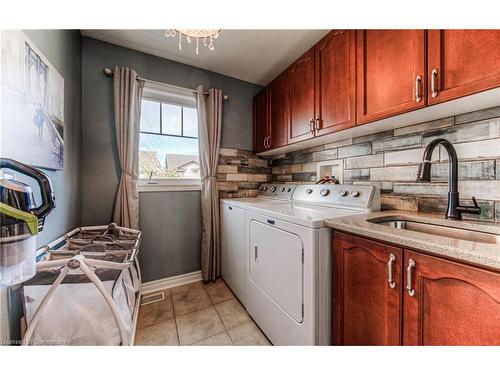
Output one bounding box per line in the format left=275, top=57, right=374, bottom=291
left=351, top=191, right=360, bottom=198
left=280, top=187, right=286, bottom=192
left=305, top=188, right=313, bottom=194
left=320, top=188, right=330, bottom=197
left=339, top=189, right=347, bottom=196
left=286, top=187, right=292, bottom=193
left=270, top=186, right=276, bottom=192
left=263, top=186, right=268, bottom=191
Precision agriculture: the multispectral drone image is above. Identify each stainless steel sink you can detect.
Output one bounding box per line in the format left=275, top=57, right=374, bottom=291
left=367, top=217, right=500, bottom=245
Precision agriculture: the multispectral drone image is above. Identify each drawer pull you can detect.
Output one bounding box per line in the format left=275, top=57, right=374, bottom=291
left=254, top=245, right=258, bottom=262
left=415, top=75, right=422, bottom=103
left=431, top=69, right=438, bottom=98
left=407, top=259, right=416, bottom=297
left=315, top=116, right=321, bottom=131
left=267, top=219, right=275, bottom=225
left=309, top=118, right=315, bottom=133
left=387, top=253, right=396, bottom=289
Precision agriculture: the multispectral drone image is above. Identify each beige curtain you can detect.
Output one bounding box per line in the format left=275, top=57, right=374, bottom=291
left=196, top=86, right=223, bottom=281
left=112, top=66, right=144, bottom=229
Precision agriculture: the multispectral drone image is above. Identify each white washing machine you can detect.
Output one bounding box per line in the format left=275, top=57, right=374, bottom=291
left=243, top=184, right=380, bottom=345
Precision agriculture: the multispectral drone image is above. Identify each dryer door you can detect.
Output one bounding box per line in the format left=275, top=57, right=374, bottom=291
left=249, top=220, right=304, bottom=323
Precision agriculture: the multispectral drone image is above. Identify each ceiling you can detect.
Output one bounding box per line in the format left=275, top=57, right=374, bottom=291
left=81, top=29, right=330, bottom=85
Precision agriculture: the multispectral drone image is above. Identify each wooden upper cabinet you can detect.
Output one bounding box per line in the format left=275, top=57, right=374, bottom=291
left=254, top=29, right=500, bottom=154
left=356, top=30, right=426, bottom=124
left=288, top=48, right=316, bottom=143
left=253, top=88, right=269, bottom=154
left=403, top=250, right=500, bottom=346
left=333, top=232, right=403, bottom=345
left=268, top=73, right=289, bottom=149
left=427, top=30, right=500, bottom=105
left=315, top=30, right=356, bottom=136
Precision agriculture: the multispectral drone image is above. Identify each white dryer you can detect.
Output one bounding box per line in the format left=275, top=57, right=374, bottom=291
left=245, top=184, right=380, bottom=345
left=220, top=184, right=296, bottom=307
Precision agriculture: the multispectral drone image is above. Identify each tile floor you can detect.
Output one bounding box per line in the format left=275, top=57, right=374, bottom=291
left=134, top=278, right=271, bottom=346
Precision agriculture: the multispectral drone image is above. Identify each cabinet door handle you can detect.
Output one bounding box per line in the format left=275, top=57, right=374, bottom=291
left=315, top=116, right=321, bottom=131
left=267, top=136, right=271, bottom=148
left=264, top=136, right=270, bottom=149
left=387, top=253, right=396, bottom=289
left=406, top=258, right=416, bottom=296
left=415, top=75, right=422, bottom=103
left=431, top=69, right=438, bottom=98
left=309, top=118, right=315, bottom=133
left=254, top=245, right=258, bottom=262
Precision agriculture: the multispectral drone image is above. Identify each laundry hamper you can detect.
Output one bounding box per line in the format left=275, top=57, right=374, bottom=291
left=21, top=223, right=142, bottom=345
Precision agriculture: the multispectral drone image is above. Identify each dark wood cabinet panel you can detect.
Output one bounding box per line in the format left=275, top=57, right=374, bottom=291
left=333, top=232, right=403, bottom=345
left=288, top=48, right=316, bottom=143
left=403, top=250, right=500, bottom=346
left=268, top=73, right=289, bottom=149
left=253, top=88, right=269, bottom=154
left=356, top=30, right=426, bottom=124
left=427, top=30, right=500, bottom=105
left=315, top=30, right=356, bottom=135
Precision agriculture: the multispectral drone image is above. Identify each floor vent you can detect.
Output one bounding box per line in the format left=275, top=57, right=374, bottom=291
left=140, top=291, right=165, bottom=306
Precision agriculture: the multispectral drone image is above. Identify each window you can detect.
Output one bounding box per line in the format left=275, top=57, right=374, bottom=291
left=138, top=84, right=200, bottom=191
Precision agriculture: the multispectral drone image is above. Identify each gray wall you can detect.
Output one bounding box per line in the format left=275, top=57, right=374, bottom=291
left=1, top=30, right=82, bottom=343
left=139, top=192, right=201, bottom=281
left=81, top=37, right=261, bottom=281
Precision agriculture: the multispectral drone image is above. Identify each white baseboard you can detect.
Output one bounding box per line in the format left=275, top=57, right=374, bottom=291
left=140, top=270, right=203, bottom=294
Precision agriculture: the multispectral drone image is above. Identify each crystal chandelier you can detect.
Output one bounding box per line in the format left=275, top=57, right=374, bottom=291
left=164, top=29, right=220, bottom=55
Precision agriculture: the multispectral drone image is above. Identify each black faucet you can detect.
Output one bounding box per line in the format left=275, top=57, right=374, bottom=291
left=417, top=138, right=481, bottom=220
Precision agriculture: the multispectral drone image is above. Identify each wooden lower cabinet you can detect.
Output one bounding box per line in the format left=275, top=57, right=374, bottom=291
left=333, top=232, right=403, bottom=345
left=333, top=231, right=500, bottom=346
left=403, top=250, right=500, bottom=346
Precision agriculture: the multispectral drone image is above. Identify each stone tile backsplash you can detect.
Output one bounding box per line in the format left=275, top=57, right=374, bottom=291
left=218, top=106, right=500, bottom=221
left=217, top=148, right=271, bottom=199
left=267, top=106, right=500, bottom=221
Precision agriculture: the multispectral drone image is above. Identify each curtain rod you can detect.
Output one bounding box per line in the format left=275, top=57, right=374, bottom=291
left=102, top=67, right=228, bottom=100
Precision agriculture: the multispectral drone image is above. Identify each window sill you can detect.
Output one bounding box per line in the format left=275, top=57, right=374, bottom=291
left=138, top=183, right=201, bottom=193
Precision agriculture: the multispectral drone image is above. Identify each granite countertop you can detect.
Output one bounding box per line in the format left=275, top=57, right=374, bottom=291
left=325, top=210, right=500, bottom=271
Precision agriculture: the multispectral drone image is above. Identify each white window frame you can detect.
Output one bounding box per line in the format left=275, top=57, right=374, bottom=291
left=138, top=178, right=201, bottom=192
left=138, top=82, right=201, bottom=193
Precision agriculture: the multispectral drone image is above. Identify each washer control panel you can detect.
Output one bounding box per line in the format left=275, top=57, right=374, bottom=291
left=258, top=184, right=296, bottom=200
left=292, top=184, right=380, bottom=211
